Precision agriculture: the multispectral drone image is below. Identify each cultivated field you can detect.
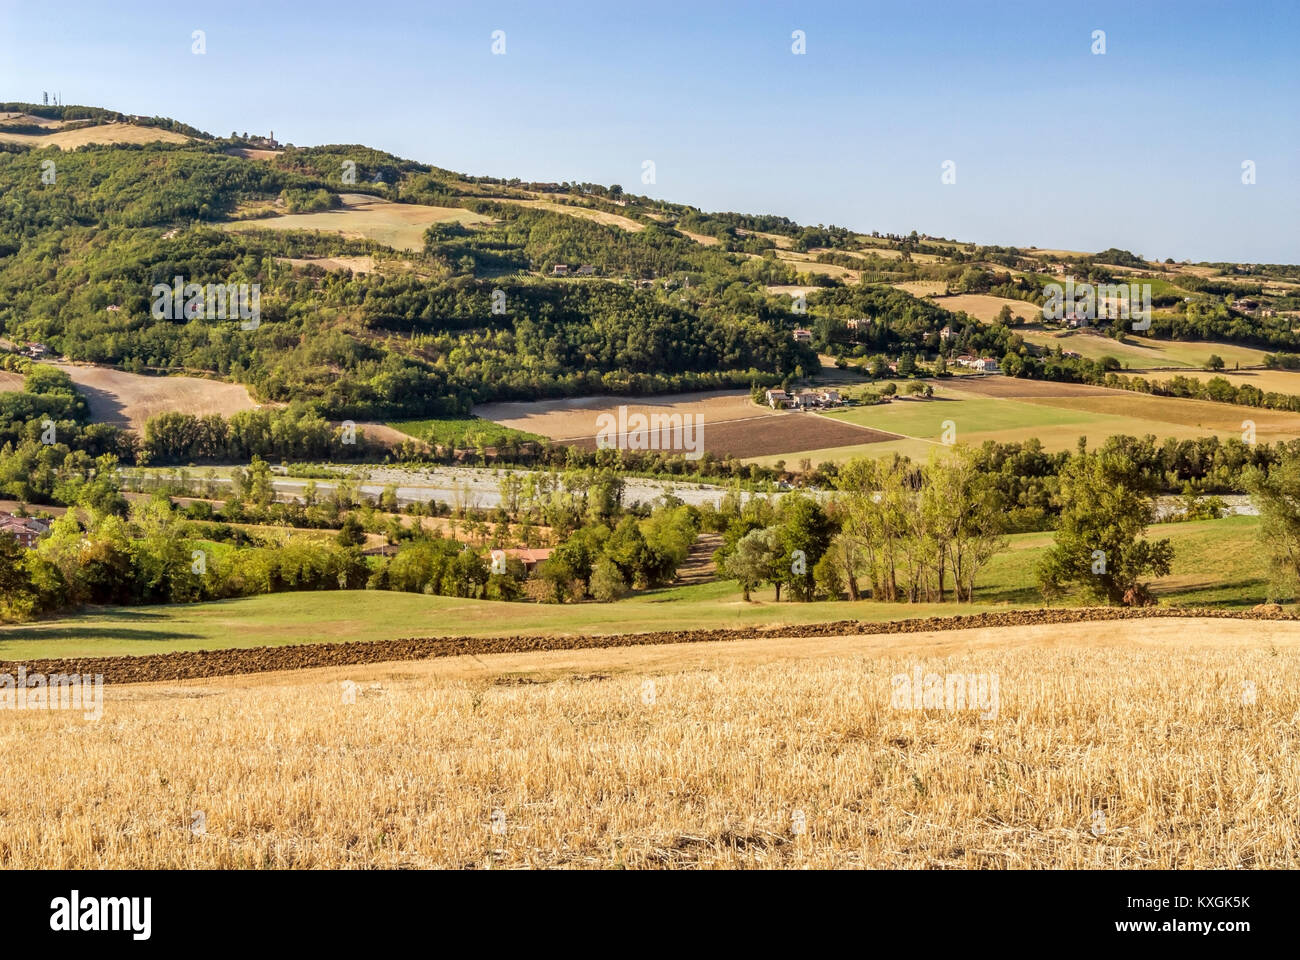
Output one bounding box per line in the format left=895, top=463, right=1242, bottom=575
left=3, top=616, right=1296, bottom=868
left=929, top=293, right=1037, bottom=324
left=1159, top=368, right=1300, bottom=393
left=0, top=121, right=190, bottom=149
left=892, top=280, right=950, bottom=298
left=747, top=378, right=1300, bottom=466
left=224, top=193, right=490, bottom=251
left=0, top=370, right=22, bottom=392
left=1016, top=327, right=1275, bottom=370
left=509, top=200, right=645, bottom=233
left=276, top=255, right=378, bottom=274
left=53, top=363, right=259, bottom=430
left=476, top=390, right=887, bottom=458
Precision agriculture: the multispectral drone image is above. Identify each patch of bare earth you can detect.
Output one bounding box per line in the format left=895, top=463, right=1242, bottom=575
left=52, top=363, right=259, bottom=430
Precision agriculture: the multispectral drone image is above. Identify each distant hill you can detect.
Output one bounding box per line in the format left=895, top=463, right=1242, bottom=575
left=0, top=102, right=1296, bottom=425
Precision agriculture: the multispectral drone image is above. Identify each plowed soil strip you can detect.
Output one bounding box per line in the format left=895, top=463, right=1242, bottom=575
left=4, top=607, right=1294, bottom=686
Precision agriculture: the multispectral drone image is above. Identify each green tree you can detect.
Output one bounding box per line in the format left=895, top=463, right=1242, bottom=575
left=722, top=526, right=780, bottom=602
left=590, top=558, right=628, bottom=602
left=336, top=515, right=366, bottom=548
left=1037, top=451, right=1173, bottom=604
left=1245, top=455, right=1300, bottom=599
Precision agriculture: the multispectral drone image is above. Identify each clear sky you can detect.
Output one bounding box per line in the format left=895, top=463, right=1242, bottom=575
left=2, top=0, right=1296, bottom=262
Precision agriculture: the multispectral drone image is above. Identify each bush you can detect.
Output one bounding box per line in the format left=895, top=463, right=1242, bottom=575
left=589, top=558, right=628, bottom=602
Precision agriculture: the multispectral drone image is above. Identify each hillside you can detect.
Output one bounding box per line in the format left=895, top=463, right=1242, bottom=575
left=2, top=101, right=1299, bottom=464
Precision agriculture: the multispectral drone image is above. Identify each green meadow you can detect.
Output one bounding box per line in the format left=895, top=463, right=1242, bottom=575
left=0, top=515, right=1271, bottom=660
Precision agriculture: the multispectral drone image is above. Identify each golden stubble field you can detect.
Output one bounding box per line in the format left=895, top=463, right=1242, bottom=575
left=2, top=618, right=1297, bottom=869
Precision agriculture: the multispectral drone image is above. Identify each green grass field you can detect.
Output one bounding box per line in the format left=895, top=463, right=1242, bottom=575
left=384, top=416, right=544, bottom=447
left=0, top=515, right=1271, bottom=660
left=830, top=391, right=1102, bottom=440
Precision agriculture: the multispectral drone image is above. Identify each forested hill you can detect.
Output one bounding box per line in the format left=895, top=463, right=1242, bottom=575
left=1, top=103, right=1297, bottom=421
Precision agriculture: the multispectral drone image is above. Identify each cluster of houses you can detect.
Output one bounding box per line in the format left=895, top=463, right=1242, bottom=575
left=1232, top=298, right=1278, bottom=317
left=17, top=342, right=49, bottom=359
left=551, top=264, right=597, bottom=277
left=951, top=355, right=999, bottom=372
left=0, top=513, right=49, bottom=549
left=765, top=388, right=843, bottom=410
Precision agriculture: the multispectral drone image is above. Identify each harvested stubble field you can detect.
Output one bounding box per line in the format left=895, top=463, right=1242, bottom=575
left=224, top=193, right=489, bottom=251
left=52, top=363, right=260, bottom=430
left=3, top=613, right=1296, bottom=868
left=0, top=121, right=190, bottom=149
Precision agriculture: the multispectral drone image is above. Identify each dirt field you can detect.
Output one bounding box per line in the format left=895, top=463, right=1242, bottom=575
left=53, top=363, right=259, bottom=430
left=4, top=610, right=1295, bottom=868
left=478, top=391, right=781, bottom=437
left=937, top=376, right=1124, bottom=400
left=225, top=147, right=282, bottom=161
left=276, top=255, right=378, bottom=274
left=0, top=123, right=190, bottom=149
left=560, top=412, right=891, bottom=458
left=477, top=390, right=890, bottom=457
left=225, top=193, right=490, bottom=251
left=0, top=370, right=22, bottom=392
left=892, top=281, right=950, bottom=297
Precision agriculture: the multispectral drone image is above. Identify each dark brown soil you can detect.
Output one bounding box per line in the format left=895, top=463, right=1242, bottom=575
left=5, top=606, right=1293, bottom=687
left=561, top=413, right=893, bottom=458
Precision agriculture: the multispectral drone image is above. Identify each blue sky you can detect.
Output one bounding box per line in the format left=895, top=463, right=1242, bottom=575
left=2, top=0, right=1296, bottom=262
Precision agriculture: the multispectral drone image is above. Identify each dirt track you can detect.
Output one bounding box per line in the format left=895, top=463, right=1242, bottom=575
left=5, top=606, right=1293, bottom=686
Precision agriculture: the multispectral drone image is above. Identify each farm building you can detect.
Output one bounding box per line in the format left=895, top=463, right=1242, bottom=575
left=973, top=357, right=999, bottom=373
left=551, top=264, right=569, bottom=276
left=792, top=329, right=812, bottom=344
left=765, top=388, right=790, bottom=409
left=0, top=513, right=49, bottom=549
left=505, top=547, right=553, bottom=574
left=574, top=264, right=597, bottom=276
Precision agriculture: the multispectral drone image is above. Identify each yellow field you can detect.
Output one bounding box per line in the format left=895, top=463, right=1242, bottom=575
left=1138, top=368, right=1300, bottom=395
left=1021, top=391, right=1300, bottom=435
left=892, top=280, right=950, bottom=297
left=677, top=229, right=719, bottom=246
left=933, top=294, right=1037, bottom=324
left=510, top=200, right=645, bottom=232
left=225, top=193, right=490, bottom=251
left=1018, top=327, right=1274, bottom=370
left=4, top=617, right=1295, bottom=868
left=0, top=122, right=190, bottom=149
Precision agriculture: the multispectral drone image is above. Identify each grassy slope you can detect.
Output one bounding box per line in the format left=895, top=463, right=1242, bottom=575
left=0, top=516, right=1269, bottom=659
